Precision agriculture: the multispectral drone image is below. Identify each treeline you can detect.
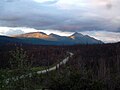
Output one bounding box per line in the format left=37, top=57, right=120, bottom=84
left=47, top=42, right=120, bottom=90
left=0, top=44, right=67, bottom=69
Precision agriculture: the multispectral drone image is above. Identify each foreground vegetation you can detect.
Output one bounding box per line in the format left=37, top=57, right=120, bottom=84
left=0, top=42, right=120, bottom=90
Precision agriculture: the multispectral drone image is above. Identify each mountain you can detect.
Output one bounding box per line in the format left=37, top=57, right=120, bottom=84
left=13, top=32, right=103, bottom=44
left=0, top=35, right=61, bottom=46
left=69, top=32, right=103, bottom=44
left=13, top=32, right=49, bottom=39
left=0, top=36, right=22, bottom=46
left=70, top=32, right=84, bottom=38
left=0, top=32, right=103, bottom=45
left=49, top=33, right=72, bottom=42
left=13, top=32, right=64, bottom=41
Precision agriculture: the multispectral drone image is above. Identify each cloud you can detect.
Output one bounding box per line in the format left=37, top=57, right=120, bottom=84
left=5, top=29, right=24, bottom=35
left=0, top=0, right=119, bottom=42
left=0, top=27, right=73, bottom=36
left=0, top=0, right=120, bottom=33
left=34, top=0, right=58, bottom=4
left=0, top=27, right=24, bottom=35
left=81, top=31, right=120, bottom=43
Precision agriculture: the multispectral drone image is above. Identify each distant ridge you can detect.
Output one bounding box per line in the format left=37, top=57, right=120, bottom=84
left=12, top=32, right=49, bottom=39
left=0, top=32, right=103, bottom=45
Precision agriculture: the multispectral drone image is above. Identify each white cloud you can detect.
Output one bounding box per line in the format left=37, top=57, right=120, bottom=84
left=0, top=27, right=10, bottom=35
left=0, top=27, right=38, bottom=36
left=0, top=27, right=72, bottom=36
left=55, top=0, right=111, bottom=9
left=38, top=29, right=72, bottom=36
left=81, top=31, right=120, bottom=43
left=5, top=29, right=24, bottom=35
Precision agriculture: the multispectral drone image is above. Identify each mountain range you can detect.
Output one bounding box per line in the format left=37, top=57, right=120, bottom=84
left=0, top=32, right=103, bottom=45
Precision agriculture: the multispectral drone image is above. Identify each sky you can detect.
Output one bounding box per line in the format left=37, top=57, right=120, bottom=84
left=0, top=0, right=120, bottom=43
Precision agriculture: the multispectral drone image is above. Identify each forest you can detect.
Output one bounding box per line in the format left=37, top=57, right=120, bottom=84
left=0, top=42, right=120, bottom=90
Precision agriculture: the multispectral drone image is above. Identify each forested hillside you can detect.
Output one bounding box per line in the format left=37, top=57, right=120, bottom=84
left=0, top=42, right=120, bottom=90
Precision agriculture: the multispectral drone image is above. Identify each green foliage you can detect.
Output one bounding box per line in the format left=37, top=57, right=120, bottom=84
left=48, top=67, right=105, bottom=90
left=0, top=43, right=120, bottom=90
left=0, top=47, right=34, bottom=90
left=0, top=69, right=8, bottom=90
left=9, top=47, right=31, bottom=70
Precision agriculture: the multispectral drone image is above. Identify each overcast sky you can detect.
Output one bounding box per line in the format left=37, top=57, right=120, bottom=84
left=0, top=0, right=120, bottom=43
